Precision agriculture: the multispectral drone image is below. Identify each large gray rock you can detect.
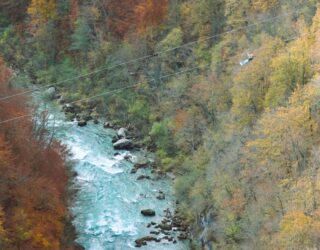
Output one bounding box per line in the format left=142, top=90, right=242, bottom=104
left=113, top=138, right=133, bottom=150
left=137, top=175, right=151, bottom=181
left=103, top=121, right=114, bottom=129
left=117, top=127, right=127, bottom=138
left=141, top=209, right=156, bottom=217
left=45, top=87, right=56, bottom=100
left=77, top=120, right=87, bottom=127
left=159, top=223, right=172, bottom=231
left=63, top=103, right=76, bottom=113
left=63, top=103, right=81, bottom=114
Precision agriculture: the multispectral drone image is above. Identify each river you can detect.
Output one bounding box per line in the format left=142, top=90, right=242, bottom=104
left=43, top=103, right=187, bottom=250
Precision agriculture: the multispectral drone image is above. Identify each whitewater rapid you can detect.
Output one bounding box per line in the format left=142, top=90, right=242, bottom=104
left=46, top=112, right=187, bottom=250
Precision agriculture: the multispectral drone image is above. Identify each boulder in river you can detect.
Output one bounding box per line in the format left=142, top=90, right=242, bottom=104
left=63, top=103, right=80, bottom=113
left=44, top=87, right=56, bottom=100
left=130, top=168, right=137, bottom=174
left=135, top=236, right=158, bottom=247
left=113, top=138, right=133, bottom=150
left=103, top=121, right=114, bottom=129
left=150, top=231, right=160, bottom=235
left=137, top=175, right=151, bottom=181
left=141, top=209, right=156, bottom=217
left=117, top=127, right=127, bottom=138
left=78, top=120, right=87, bottom=127
left=156, top=192, right=165, bottom=200
left=159, top=223, right=172, bottom=231
left=133, top=162, right=149, bottom=170
left=178, top=232, right=188, bottom=240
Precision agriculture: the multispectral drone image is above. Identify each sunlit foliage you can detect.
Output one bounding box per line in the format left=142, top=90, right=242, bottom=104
left=1, top=1, right=320, bottom=249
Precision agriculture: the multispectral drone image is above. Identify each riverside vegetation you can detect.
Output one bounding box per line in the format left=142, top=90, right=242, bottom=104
left=0, top=58, right=79, bottom=249
left=1, top=0, right=320, bottom=249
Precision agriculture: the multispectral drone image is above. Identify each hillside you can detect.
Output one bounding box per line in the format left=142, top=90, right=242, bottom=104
left=1, top=0, right=320, bottom=249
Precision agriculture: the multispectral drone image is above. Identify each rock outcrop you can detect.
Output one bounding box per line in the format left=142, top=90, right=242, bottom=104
left=113, top=138, right=133, bottom=150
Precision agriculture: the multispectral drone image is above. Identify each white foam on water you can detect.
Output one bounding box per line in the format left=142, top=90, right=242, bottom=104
left=87, top=155, right=123, bottom=175
left=96, top=217, right=108, bottom=228
left=110, top=214, right=137, bottom=236
left=127, top=242, right=136, bottom=249
left=76, top=176, right=93, bottom=183
left=130, top=154, right=138, bottom=163
left=68, top=142, right=90, bottom=161
left=68, top=135, right=123, bottom=175
left=87, top=155, right=116, bottom=169
left=122, top=197, right=138, bottom=204
left=113, top=151, right=132, bottom=161
left=88, top=239, right=105, bottom=250
left=85, top=218, right=95, bottom=234
left=45, top=113, right=73, bottom=128
left=85, top=214, right=106, bottom=235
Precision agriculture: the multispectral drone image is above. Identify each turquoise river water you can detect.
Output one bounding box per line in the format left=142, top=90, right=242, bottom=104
left=44, top=107, right=187, bottom=250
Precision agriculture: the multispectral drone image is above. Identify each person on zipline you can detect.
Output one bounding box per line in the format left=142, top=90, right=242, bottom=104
left=240, top=52, right=254, bottom=66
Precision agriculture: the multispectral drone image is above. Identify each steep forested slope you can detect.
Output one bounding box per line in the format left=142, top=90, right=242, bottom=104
left=0, top=58, right=76, bottom=249
left=1, top=0, right=320, bottom=249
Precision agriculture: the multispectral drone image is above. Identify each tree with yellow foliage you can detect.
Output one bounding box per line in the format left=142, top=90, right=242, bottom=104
left=274, top=210, right=320, bottom=249
left=251, top=0, right=278, bottom=12
left=264, top=36, right=313, bottom=108
left=248, top=83, right=319, bottom=178
left=231, top=35, right=284, bottom=128
left=310, top=7, right=320, bottom=72
left=27, top=0, right=57, bottom=28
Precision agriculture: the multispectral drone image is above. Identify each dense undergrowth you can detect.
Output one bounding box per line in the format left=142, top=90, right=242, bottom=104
left=1, top=0, right=320, bottom=249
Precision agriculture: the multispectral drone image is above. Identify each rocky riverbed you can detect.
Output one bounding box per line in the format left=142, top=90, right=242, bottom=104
left=38, top=89, right=190, bottom=249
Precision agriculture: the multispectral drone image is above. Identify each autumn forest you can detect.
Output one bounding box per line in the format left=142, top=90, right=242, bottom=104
left=1, top=0, right=320, bottom=249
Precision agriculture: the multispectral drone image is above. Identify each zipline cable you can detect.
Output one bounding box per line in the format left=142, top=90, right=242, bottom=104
left=0, top=9, right=301, bottom=102
left=0, top=34, right=300, bottom=125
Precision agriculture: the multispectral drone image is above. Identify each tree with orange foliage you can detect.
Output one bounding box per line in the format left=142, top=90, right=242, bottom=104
left=104, top=0, right=140, bottom=38
left=104, top=0, right=168, bottom=38
left=0, top=57, right=75, bottom=249
left=134, top=0, right=168, bottom=34
left=69, top=0, right=79, bottom=30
